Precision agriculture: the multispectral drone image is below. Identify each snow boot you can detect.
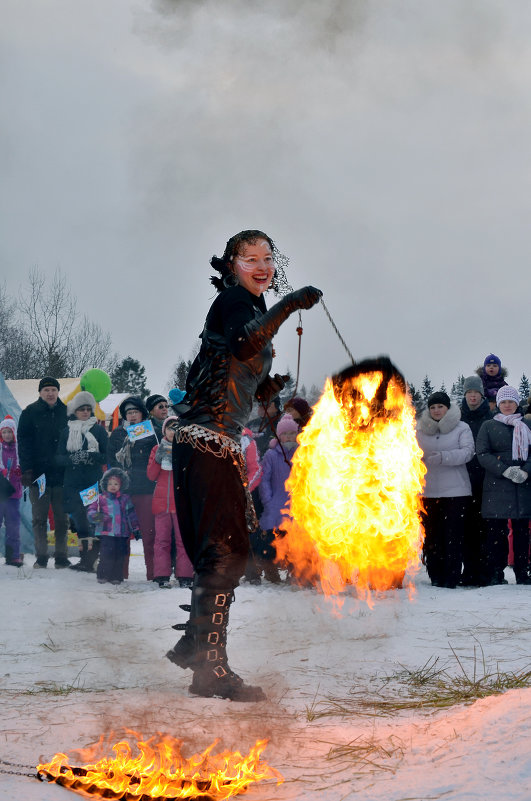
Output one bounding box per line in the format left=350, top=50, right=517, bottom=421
left=188, top=587, right=266, bottom=702
left=70, top=538, right=99, bottom=572
left=5, top=545, right=23, bottom=567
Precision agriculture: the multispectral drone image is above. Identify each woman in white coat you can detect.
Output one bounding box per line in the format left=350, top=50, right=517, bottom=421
left=416, top=391, right=475, bottom=588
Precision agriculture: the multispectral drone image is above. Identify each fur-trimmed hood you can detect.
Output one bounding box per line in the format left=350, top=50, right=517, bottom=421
left=475, top=365, right=508, bottom=380
left=417, top=404, right=462, bottom=436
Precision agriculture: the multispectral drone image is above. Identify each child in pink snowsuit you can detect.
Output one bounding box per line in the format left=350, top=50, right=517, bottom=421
left=147, top=416, right=194, bottom=589
left=0, top=416, right=23, bottom=566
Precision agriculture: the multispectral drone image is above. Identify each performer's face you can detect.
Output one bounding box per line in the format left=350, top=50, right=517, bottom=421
left=232, top=239, right=275, bottom=296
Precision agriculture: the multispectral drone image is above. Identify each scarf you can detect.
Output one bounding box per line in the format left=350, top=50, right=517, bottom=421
left=66, top=417, right=99, bottom=453
left=494, top=413, right=531, bottom=460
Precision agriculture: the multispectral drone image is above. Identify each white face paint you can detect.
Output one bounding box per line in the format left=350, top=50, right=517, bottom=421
left=232, top=239, right=275, bottom=296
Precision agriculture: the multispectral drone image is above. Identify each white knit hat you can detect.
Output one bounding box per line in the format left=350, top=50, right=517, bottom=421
left=496, top=385, right=520, bottom=407
left=67, top=391, right=96, bottom=416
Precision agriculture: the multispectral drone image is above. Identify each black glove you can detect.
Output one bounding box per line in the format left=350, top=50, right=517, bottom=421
left=132, top=530, right=142, bottom=541
left=286, top=286, right=322, bottom=311
left=241, top=286, right=323, bottom=357
left=256, top=374, right=290, bottom=404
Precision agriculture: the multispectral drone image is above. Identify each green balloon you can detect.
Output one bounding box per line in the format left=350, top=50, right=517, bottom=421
left=80, top=369, right=112, bottom=403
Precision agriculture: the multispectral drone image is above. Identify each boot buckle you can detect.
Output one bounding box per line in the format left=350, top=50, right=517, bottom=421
left=212, top=612, right=223, bottom=625
left=214, top=593, right=227, bottom=606
left=207, top=632, right=219, bottom=644
left=207, top=648, right=218, bottom=662
left=214, top=665, right=228, bottom=678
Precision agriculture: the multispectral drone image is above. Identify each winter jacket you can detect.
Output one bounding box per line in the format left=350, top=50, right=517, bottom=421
left=241, top=427, right=262, bottom=492
left=17, top=397, right=67, bottom=486
left=0, top=441, right=22, bottom=499
left=86, top=490, right=140, bottom=537
left=475, top=366, right=508, bottom=404
left=259, top=440, right=298, bottom=530
left=108, top=424, right=156, bottom=496
left=476, top=417, right=531, bottom=519
left=460, top=398, right=493, bottom=493
left=147, top=443, right=175, bottom=515
left=181, top=286, right=279, bottom=441
left=56, top=420, right=108, bottom=513
left=416, top=405, right=474, bottom=498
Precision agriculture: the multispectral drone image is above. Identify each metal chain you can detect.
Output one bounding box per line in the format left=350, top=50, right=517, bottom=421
left=320, top=298, right=356, bottom=366
left=0, top=758, right=39, bottom=778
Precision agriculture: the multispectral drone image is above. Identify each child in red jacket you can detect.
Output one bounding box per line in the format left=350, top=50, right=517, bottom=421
left=147, top=416, right=194, bottom=589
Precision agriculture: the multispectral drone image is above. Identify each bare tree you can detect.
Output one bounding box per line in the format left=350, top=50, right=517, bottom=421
left=0, top=282, right=40, bottom=378
left=16, top=268, right=116, bottom=377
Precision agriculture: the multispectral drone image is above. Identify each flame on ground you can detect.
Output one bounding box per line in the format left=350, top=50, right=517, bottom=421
left=37, top=731, right=282, bottom=800
left=275, top=366, right=426, bottom=605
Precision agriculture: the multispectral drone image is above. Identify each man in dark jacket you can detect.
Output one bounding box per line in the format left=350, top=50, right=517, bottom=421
left=460, top=375, right=493, bottom=585
left=17, top=377, right=70, bottom=568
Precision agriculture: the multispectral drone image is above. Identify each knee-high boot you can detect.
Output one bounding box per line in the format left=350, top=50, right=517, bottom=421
left=166, top=581, right=265, bottom=702
left=189, top=586, right=266, bottom=702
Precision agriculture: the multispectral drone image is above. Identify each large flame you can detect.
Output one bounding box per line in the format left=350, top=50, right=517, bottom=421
left=275, top=369, right=426, bottom=604
left=37, top=731, right=282, bottom=800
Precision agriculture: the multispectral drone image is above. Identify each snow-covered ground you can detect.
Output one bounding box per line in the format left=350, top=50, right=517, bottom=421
left=1, top=543, right=531, bottom=800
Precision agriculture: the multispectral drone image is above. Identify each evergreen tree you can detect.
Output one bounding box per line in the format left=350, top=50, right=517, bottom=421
left=407, top=382, right=424, bottom=415
left=421, top=375, right=435, bottom=405
left=519, top=373, right=530, bottom=403
left=440, top=381, right=447, bottom=394
left=111, top=356, right=149, bottom=398
left=168, top=357, right=193, bottom=391
left=450, top=374, right=465, bottom=406
left=279, top=370, right=294, bottom=406
left=307, top=384, right=323, bottom=406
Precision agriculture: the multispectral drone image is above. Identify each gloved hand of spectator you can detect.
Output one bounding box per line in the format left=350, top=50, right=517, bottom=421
left=425, top=452, right=443, bottom=466
left=155, top=440, right=172, bottom=464
left=503, top=466, right=528, bottom=483
left=91, top=512, right=104, bottom=524
left=70, top=450, right=90, bottom=465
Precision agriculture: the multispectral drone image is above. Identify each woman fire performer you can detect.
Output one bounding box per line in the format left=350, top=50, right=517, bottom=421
left=166, top=230, right=322, bottom=701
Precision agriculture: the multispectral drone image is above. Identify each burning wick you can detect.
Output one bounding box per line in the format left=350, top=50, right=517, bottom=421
left=37, top=732, right=282, bottom=800
left=275, top=358, right=426, bottom=605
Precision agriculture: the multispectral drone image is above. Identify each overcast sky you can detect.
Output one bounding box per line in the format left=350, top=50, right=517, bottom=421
left=2, top=0, right=531, bottom=398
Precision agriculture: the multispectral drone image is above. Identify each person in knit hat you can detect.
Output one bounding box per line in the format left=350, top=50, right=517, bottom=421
left=56, top=391, right=108, bottom=572
left=146, top=394, right=169, bottom=440
left=477, top=354, right=508, bottom=411
left=256, top=413, right=300, bottom=584
left=147, top=416, right=194, bottom=589
left=0, top=416, right=23, bottom=566
left=416, top=393, right=474, bottom=588
left=108, top=395, right=157, bottom=582
left=476, top=385, right=531, bottom=585
left=459, top=376, right=493, bottom=586
left=17, top=376, right=69, bottom=568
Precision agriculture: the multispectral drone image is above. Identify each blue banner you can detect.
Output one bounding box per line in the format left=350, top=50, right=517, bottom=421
left=35, top=473, right=46, bottom=498
left=79, top=482, right=99, bottom=507
left=126, top=419, right=155, bottom=442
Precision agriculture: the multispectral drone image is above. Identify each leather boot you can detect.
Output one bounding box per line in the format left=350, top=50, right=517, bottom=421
left=166, top=603, right=197, bottom=669
left=188, top=587, right=266, bottom=702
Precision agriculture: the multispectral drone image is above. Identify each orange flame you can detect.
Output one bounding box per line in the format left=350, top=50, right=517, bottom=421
left=37, top=731, right=283, bottom=800
left=275, top=372, right=426, bottom=605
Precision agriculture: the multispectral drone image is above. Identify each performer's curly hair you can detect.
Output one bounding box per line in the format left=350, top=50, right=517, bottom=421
left=210, top=229, right=291, bottom=296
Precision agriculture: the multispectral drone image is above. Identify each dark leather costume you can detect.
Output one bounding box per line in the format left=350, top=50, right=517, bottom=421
left=169, top=281, right=321, bottom=700
left=181, top=286, right=272, bottom=440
